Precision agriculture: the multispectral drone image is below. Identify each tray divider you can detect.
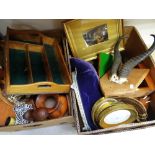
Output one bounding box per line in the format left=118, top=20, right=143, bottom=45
left=26, top=44, right=33, bottom=83
left=42, top=46, right=53, bottom=81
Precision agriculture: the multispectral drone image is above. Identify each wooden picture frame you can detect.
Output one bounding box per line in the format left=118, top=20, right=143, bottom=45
left=64, top=19, right=124, bottom=61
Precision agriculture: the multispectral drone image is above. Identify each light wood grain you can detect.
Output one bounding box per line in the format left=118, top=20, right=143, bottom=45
left=5, top=35, right=71, bottom=95
left=138, top=63, right=155, bottom=90
left=100, top=69, right=150, bottom=97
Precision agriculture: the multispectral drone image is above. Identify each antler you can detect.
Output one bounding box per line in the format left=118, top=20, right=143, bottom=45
left=118, top=34, right=155, bottom=84
left=109, top=36, right=125, bottom=82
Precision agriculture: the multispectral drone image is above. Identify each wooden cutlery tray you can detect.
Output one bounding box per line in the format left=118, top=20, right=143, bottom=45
left=5, top=36, right=71, bottom=94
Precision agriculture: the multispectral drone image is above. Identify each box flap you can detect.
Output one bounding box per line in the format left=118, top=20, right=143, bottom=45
left=64, top=19, right=124, bottom=61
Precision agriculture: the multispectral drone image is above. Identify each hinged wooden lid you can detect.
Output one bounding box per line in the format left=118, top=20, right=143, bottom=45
left=64, top=19, right=124, bottom=61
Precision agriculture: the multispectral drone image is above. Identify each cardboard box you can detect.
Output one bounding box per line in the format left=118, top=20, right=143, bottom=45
left=71, top=26, right=155, bottom=134
left=0, top=28, right=74, bottom=131
left=0, top=92, right=74, bottom=132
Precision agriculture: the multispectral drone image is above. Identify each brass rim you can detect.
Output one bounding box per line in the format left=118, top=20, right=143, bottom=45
left=95, top=102, right=126, bottom=124
left=91, top=97, right=118, bottom=126
left=113, top=97, right=147, bottom=121
left=98, top=104, right=138, bottom=128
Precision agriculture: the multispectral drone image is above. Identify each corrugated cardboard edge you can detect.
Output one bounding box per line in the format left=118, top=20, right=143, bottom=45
left=0, top=116, right=74, bottom=132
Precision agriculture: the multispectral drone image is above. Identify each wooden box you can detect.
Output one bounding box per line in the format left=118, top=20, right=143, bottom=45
left=70, top=26, right=155, bottom=134
left=7, top=27, right=63, bottom=45
left=7, top=27, right=42, bottom=44
left=64, top=19, right=124, bottom=61
left=0, top=92, right=74, bottom=131
left=5, top=35, right=71, bottom=95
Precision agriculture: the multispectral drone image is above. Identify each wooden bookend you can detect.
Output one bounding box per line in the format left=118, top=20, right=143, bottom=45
left=100, top=68, right=151, bottom=98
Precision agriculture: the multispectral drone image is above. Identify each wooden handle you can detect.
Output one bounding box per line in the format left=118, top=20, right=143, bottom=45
left=37, top=84, right=52, bottom=88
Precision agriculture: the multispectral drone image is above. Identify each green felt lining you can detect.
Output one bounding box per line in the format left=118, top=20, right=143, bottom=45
left=29, top=51, right=47, bottom=82
left=44, top=44, right=63, bottom=84
left=98, top=52, right=113, bottom=78
left=9, top=49, right=29, bottom=84
left=9, top=44, right=64, bottom=85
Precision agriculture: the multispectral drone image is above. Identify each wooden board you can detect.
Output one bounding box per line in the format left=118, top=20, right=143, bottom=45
left=138, top=63, right=155, bottom=90
left=0, top=91, right=15, bottom=126
left=100, top=68, right=150, bottom=97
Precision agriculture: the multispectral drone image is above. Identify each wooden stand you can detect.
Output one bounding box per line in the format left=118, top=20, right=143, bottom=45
left=100, top=68, right=151, bottom=98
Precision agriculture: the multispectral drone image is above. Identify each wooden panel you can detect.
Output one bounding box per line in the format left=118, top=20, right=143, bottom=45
left=100, top=69, right=150, bottom=97
left=138, top=63, right=155, bottom=90
left=0, top=91, right=15, bottom=126
left=124, top=26, right=155, bottom=69
left=7, top=27, right=42, bottom=44
left=6, top=82, right=70, bottom=95
left=7, top=27, right=64, bottom=44
left=0, top=116, right=74, bottom=131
